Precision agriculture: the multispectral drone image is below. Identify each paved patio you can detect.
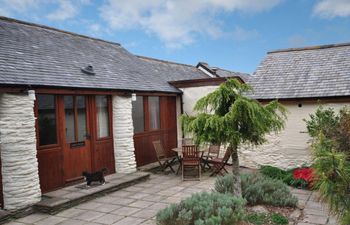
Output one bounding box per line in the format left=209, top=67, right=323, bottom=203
left=4, top=171, right=338, bottom=225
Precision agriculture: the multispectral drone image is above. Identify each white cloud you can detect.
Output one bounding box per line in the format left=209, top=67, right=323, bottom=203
left=99, top=0, right=282, bottom=48
left=313, top=0, right=350, bottom=18
left=47, top=0, right=78, bottom=21
left=0, top=0, right=39, bottom=16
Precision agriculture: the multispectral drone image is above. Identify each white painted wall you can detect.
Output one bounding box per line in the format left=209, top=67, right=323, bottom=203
left=0, top=93, right=41, bottom=210
left=239, top=101, right=350, bottom=169
left=178, top=85, right=350, bottom=169
left=180, top=86, right=219, bottom=116
left=112, top=96, right=137, bottom=173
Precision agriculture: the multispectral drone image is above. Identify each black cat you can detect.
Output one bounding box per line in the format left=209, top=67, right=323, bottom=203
left=82, top=168, right=108, bottom=186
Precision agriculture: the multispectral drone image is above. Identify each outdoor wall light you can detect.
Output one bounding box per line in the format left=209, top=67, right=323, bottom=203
left=28, top=90, right=36, bottom=100
left=131, top=93, right=137, bottom=101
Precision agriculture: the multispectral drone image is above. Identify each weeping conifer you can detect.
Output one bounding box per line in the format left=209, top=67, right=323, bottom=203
left=181, top=79, right=287, bottom=196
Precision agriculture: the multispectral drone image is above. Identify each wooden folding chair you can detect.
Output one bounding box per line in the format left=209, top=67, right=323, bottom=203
left=182, top=145, right=201, bottom=181
left=207, top=148, right=231, bottom=176
left=181, top=138, right=194, bottom=145
left=152, top=140, right=177, bottom=174
left=202, top=144, right=220, bottom=170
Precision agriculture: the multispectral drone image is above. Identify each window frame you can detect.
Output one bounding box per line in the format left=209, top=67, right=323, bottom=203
left=132, top=95, right=162, bottom=135
left=35, top=94, right=60, bottom=150
left=95, top=95, right=113, bottom=141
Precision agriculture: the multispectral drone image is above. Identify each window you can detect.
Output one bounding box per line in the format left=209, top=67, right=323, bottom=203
left=37, top=94, right=57, bottom=146
left=148, top=96, right=160, bottom=130
left=64, top=95, right=87, bottom=143
left=132, top=96, right=144, bottom=133
left=96, top=95, right=110, bottom=138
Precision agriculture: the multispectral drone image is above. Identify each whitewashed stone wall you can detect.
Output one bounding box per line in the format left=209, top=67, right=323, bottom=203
left=0, top=93, right=41, bottom=210
left=239, top=101, right=350, bottom=169
left=112, top=96, right=137, bottom=173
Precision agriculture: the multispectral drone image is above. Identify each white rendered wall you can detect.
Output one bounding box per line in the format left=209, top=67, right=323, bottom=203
left=0, top=93, right=41, bottom=210
left=180, top=86, right=219, bottom=116
left=179, top=85, right=350, bottom=169
left=112, top=96, right=137, bottom=173
left=239, top=101, right=350, bottom=169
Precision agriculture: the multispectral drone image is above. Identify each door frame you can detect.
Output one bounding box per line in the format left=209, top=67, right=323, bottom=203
left=60, top=95, right=93, bottom=183
left=35, top=92, right=115, bottom=192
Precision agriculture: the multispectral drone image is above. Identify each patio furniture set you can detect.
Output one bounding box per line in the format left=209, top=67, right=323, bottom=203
left=152, top=139, right=231, bottom=181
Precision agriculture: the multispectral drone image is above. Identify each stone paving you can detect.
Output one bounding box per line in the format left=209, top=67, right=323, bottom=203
left=4, top=172, right=339, bottom=225
left=291, top=188, right=337, bottom=225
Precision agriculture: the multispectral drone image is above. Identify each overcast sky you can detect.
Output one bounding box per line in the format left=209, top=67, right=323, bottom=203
left=1, top=0, right=350, bottom=74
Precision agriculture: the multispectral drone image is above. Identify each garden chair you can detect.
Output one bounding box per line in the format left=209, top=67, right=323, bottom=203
left=182, top=138, right=194, bottom=145
left=182, top=145, right=201, bottom=181
left=202, top=144, right=220, bottom=170
left=152, top=140, right=177, bottom=174
left=207, top=148, right=231, bottom=176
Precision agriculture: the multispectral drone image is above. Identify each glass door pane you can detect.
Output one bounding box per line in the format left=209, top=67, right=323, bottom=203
left=76, top=96, right=87, bottom=142
left=96, top=95, right=110, bottom=138
left=64, top=96, right=75, bottom=143
left=64, top=95, right=87, bottom=143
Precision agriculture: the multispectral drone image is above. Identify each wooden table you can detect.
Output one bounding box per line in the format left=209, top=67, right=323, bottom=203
left=171, top=147, right=207, bottom=175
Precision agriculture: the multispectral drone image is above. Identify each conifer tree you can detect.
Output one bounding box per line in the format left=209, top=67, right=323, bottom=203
left=182, top=79, right=287, bottom=196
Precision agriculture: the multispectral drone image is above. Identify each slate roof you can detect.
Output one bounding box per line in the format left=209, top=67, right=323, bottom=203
left=137, top=56, right=209, bottom=82
left=196, top=62, right=250, bottom=82
left=248, top=43, right=350, bottom=99
left=214, top=68, right=250, bottom=82
left=0, top=17, right=207, bottom=93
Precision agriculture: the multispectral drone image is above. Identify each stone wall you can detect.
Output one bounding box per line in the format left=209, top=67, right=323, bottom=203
left=239, top=101, right=350, bottom=169
left=0, top=93, right=41, bottom=210
left=112, top=96, right=137, bottom=173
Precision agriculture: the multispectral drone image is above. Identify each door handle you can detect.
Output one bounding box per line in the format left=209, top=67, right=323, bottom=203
left=86, top=134, right=91, bottom=139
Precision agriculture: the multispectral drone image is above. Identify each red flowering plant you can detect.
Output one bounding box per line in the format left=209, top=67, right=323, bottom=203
left=293, top=167, right=314, bottom=188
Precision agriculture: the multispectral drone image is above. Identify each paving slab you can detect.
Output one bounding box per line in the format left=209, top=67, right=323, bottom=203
left=3, top=172, right=341, bottom=225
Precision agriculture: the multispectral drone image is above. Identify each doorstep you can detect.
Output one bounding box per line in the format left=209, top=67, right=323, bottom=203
left=34, top=172, right=150, bottom=214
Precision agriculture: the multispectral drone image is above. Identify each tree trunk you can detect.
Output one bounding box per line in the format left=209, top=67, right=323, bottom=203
left=230, top=144, right=242, bottom=197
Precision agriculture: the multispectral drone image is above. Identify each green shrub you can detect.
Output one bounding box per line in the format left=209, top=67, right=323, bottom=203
left=246, top=212, right=289, bottom=225
left=260, top=165, right=287, bottom=180
left=270, top=213, right=289, bottom=224
left=260, top=165, right=310, bottom=189
left=156, top=192, right=246, bottom=225
left=246, top=212, right=268, bottom=225
left=215, top=173, right=297, bottom=207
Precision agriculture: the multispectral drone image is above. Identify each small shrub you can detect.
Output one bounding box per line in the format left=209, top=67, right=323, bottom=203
left=260, top=165, right=311, bottom=189
left=215, top=173, right=297, bottom=207
left=246, top=212, right=268, bottom=225
left=246, top=212, right=289, bottom=225
left=270, top=213, right=289, bottom=224
left=260, top=165, right=287, bottom=180
left=156, top=192, right=246, bottom=225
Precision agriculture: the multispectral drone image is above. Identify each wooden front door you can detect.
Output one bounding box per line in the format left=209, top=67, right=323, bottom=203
left=62, top=95, right=92, bottom=183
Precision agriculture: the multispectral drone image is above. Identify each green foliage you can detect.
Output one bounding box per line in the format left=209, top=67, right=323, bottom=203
left=246, top=212, right=268, bottom=225
left=260, top=165, right=287, bottom=180
left=156, top=192, right=246, bottom=225
left=270, top=213, right=289, bottom=224
left=304, top=106, right=350, bottom=152
left=181, top=78, right=287, bottom=148
left=260, top=165, right=309, bottom=189
left=246, top=212, right=288, bottom=225
left=305, top=106, right=350, bottom=225
left=214, top=174, right=297, bottom=207
left=310, top=134, right=350, bottom=225
left=304, top=105, right=339, bottom=139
